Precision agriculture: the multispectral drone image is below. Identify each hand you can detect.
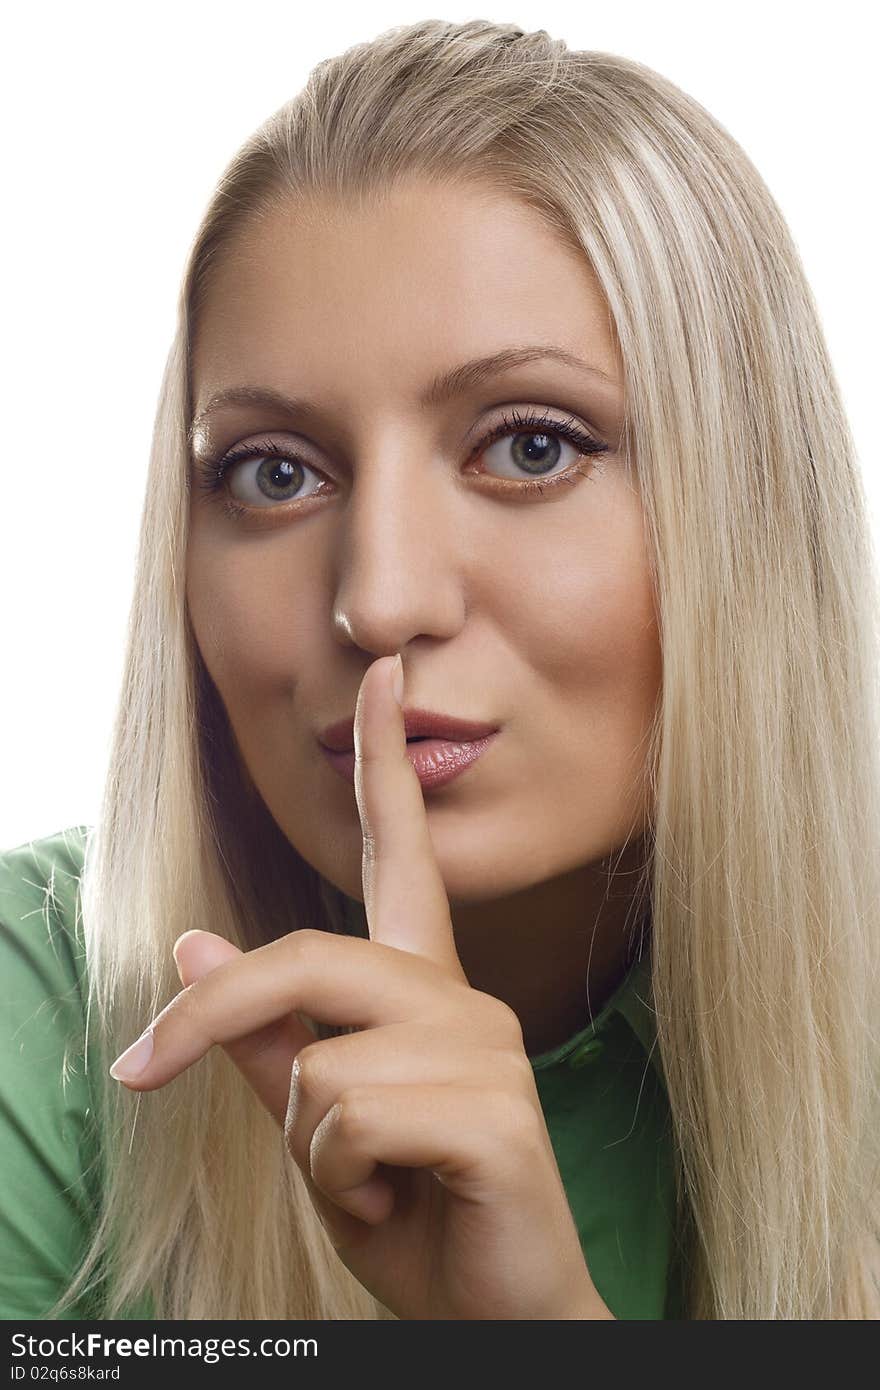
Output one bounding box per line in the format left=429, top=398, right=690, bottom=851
left=109, top=655, right=614, bottom=1320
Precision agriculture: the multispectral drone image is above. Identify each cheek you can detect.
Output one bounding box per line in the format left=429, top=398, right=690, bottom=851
left=479, top=489, right=660, bottom=700
left=481, top=491, right=660, bottom=846
left=185, top=530, right=321, bottom=700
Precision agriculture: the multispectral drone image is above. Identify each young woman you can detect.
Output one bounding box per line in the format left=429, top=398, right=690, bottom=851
left=1, top=18, right=878, bottom=1320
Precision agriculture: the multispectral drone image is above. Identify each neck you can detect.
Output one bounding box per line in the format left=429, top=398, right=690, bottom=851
left=448, top=837, right=651, bottom=1057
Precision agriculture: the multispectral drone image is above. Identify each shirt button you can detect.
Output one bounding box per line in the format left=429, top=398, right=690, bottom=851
left=568, top=1037, right=605, bottom=1069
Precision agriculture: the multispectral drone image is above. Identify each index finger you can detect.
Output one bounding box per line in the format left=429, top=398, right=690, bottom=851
left=353, top=654, right=468, bottom=983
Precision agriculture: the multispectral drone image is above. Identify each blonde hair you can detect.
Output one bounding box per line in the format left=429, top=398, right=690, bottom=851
left=51, top=18, right=880, bottom=1319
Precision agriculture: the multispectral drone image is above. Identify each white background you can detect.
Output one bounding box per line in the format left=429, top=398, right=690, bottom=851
left=2, top=1, right=876, bottom=849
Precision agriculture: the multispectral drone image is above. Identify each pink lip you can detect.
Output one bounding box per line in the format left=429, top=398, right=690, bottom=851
left=320, top=732, right=499, bottom=791
left=320, top=706, right=500, bottom=752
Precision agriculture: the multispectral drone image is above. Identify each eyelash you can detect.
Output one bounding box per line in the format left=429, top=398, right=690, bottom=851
left=190, top=407, right=609, bottom=520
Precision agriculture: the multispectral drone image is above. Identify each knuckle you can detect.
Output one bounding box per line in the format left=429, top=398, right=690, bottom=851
left=513, top=1100, right=545, bottom=1155
left=475, top=992, right=525, bottom=1049
left=290, top=927, right=325, bottom=963
left=499, top=1003, right=526, bottom=1048
left=487, top=1087, right=541, bottom=1144
left=285, top=1043, right=327, bottom=1161
left=502, top=1046, right=537, bottom=1093
left=330, top=1090, right=373, bottom=1144
left=290, top=1041, right=323, bottom=1097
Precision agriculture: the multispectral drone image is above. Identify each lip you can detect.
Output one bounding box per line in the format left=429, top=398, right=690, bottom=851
left=319, top=707, right=500, bottom=753
left=320, top=731, right=499, bottom=791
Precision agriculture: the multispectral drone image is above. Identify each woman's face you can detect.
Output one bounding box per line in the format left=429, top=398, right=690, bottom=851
left=187, top=177, right=661, bottom=905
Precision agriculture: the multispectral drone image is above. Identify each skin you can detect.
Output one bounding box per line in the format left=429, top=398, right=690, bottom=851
left=110, top=177, right=662, bottom=1319
left=110, top=658, right=615, bottom=1318
left=186, top=177, right=661, bottom=1056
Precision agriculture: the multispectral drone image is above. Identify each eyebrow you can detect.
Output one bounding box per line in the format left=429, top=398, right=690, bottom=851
left=188, top=346, right=620, bottom=445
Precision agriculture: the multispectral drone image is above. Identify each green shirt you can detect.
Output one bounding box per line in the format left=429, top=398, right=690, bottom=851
left=0, top=826, right=687, bottom=1321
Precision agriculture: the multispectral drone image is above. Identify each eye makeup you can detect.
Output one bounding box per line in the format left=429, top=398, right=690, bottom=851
left=190, top=405, right=610, bottom=522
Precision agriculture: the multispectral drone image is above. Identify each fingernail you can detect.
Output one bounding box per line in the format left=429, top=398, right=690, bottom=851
left=109, top=1027, right=154, bottom=1082
left=391, top=653, right=404, bottom=707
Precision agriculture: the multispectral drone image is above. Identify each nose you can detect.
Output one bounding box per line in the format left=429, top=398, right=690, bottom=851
left=330, top=437, right=466, bottom=656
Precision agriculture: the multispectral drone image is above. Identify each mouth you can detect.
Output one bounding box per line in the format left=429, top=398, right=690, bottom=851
left=318, top=704, right=501, bottom=791
left=318, top=706, right=500, bottom=754
left=320, top=730, right=500, bottom=791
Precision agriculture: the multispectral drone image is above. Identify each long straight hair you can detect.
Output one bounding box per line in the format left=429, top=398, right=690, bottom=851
left=51, top=19, right=880, bottom=1318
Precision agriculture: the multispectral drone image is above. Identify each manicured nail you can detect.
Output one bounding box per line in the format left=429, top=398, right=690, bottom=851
left=109, top=1027, right=154, bottom=1082
left=391, top=653, right=404, bottom=707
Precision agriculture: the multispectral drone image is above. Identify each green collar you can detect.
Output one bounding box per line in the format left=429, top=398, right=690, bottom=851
left=528, top=947, right=659, bottom=1075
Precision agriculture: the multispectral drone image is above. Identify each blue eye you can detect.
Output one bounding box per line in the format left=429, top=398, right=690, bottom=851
left=190, top=408, right=609, bottom=519
left=474, top=407, right=608, bottom=493
left=196, top=443, right=325, bottom=507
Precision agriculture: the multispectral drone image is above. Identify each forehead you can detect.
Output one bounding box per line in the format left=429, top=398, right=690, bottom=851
left=191, top=177, right=622, bottom=410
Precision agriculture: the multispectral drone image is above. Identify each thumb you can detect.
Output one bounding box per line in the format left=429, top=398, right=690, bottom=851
left=173, top=930, right=242, bottom=986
